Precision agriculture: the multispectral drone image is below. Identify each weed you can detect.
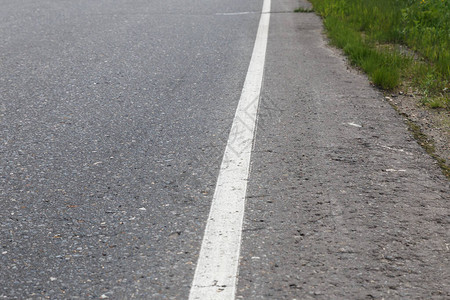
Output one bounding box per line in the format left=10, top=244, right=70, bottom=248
left=372, top=67, right=400, bottom=89
left=294, top=7, right=314, bottom=13
left=421, top=96, right=449, bottom=109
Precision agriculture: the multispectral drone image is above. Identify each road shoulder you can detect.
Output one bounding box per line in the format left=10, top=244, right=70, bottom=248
left=237, top=0, right=450, bottom=298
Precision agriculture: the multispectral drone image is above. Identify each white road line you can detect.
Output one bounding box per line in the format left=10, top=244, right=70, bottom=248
left=188, top=0, right=271, bottom=299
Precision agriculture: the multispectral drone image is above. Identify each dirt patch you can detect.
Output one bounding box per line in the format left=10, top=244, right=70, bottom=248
left=384, top=91, right=450, bottom=178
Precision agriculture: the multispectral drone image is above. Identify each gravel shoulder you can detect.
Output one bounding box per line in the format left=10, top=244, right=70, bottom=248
left=237, top=0, right=450, bottom=298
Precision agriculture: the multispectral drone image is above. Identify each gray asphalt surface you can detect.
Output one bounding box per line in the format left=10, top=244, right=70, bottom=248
left=1, top=0, right=262, bottom=298
left=1, top=0, right=450, bottom=299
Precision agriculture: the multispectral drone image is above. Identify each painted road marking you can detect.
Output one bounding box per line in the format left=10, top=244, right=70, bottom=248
left=188, top=0, right=271, bottom=299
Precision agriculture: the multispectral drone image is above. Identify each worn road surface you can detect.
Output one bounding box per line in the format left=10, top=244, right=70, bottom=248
left=1, top=0, right=449, bottom=299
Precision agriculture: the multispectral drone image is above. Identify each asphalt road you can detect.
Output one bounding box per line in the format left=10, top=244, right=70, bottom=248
left=1, top=0, right=449, bottom=299
left=1, top=0, right=262, bottom=298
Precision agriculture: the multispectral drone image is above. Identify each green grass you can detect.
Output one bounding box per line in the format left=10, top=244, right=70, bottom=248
left=421, top=96, right=449, bottom=109
left=308, top=0, right=450, bottom=107
left=294, top=7, right=314, bottom=13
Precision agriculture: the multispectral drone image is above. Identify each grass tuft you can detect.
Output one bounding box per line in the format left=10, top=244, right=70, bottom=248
left=421, top=96, right=449, bottom=109
left=372, top=67, right=400, bottom=89
left=294, top=7, right=314, bottom=13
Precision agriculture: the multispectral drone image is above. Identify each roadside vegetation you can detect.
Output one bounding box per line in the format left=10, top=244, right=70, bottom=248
left=294, top=7, right=314, bottom=13
left=306, top=0, right=449, bottom=110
